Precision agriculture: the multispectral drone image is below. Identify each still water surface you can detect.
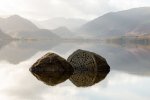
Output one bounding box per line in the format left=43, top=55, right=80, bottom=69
left=0, top=40, right=150, bottom=100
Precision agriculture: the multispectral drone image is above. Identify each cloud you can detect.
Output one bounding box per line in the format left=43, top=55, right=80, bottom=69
left=0, top=0, right=150, bottom=20
left=109, top=0, right=150, bottom=10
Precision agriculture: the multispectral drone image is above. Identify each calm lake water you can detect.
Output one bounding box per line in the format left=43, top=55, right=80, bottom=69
left=0, top=40, right=150, bottom=100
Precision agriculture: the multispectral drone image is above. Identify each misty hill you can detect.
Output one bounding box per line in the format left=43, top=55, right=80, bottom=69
left=0, top=15, right=38, bottom=36
left=79, top=7, right=150, bottom=37
left=0, top=29, right=12, bottom=40
left=17, top=29, right=60, bottom=40
left=131, top=22, right=150, bottom=35
left=52, top=27, right=77, bottom=38
left=0, top=15, right=60, bottom=39
left=38, top=17, right=87, bottom=30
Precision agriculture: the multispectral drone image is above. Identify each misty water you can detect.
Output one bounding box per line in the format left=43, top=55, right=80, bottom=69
left=0, top=40, right=150, bottom=100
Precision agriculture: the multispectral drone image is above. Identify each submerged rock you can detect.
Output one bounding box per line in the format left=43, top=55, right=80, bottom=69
left=30, top=52, right=73, bottom=86
left=67, top=49, right=110, bottom=87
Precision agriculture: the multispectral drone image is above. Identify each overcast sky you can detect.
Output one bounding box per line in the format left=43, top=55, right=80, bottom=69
left=0, top=0, right=150, bottom=20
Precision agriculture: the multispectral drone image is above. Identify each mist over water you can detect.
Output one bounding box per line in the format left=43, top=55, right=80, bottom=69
left=0, top=40, right=150, bottom=100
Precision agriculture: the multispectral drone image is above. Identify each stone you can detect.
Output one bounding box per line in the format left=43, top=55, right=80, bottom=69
left=29, top=52, right=73, bottom=86
left=67, top=49, right=110, bottom=87
left=67, top=49, right=110, bottom=72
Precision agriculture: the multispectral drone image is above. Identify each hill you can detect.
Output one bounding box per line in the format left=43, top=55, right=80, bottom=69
left=52, top=27, right=77, bottom=38
left=0, top=15, right=60, bottom=39
left=0, top=29, right=12, bottom=40
left=0, top=15, right=38, bottom=36
left=18, top=29, right=60, bottom=40
left=38, top=17, right=87, bottom=30
left=79, top=7, right=150, bottom=37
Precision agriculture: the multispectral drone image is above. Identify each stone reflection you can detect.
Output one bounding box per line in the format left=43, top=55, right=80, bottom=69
left=68, top=49, right=110, bottom=87
left=30, top=53, right=73, bottom=86
left=30, top=49, right=110, bottom=87
left=70, top=71, right=109, bottom=87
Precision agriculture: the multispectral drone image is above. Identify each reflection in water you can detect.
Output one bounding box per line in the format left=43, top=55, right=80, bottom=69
left=0, top=40, right=150, bottom=100
left=0, top=40, right=60, bottom=64
left=0, top=40, right=150, bottom=76
left=0, top=40, right=11, bottom=49
left=96, top=42, right=150, bottom=76
left=70, top=71, right=109, bottom=87
left=30, top=49, right=110, bottom=87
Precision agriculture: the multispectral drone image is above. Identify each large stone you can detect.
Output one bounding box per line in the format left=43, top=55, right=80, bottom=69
left=30, top=52, right=73, bottom=86
left=67, top=49, right=110, bottom=72
left=67, top=49, right=110, bottom=87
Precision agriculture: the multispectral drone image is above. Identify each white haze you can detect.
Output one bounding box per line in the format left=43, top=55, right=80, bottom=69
left=0, top=0, right=150, bottom=21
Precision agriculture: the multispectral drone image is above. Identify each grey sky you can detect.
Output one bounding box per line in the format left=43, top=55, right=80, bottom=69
left=0, top=0, right=150, bottom=20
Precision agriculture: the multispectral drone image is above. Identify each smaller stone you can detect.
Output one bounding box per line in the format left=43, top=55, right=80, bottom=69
left=29, top=52, right=73, bottom=86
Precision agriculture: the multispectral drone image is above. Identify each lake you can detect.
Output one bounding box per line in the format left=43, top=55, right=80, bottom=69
left=0, top=40, right=150, bottom=100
